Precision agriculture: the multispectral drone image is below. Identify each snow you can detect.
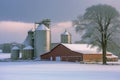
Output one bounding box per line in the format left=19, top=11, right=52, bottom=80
left=23, top=45, right=33, bottom=50
left=23, top=29, right=34, bottom=46
left=106, top=55, right=118, bottom=58
left=62, top=30, right=70, bottom=35
left=62, top=44, right=112, bottom=54
left=62, top=44, right=100, bottom=54
left=12, top=46, right=19, bottom=50
left=0, top=61, right=120, bottom=80
left=36, top=24, right=49, bottom=30
left=0, top=53, right=120, bottom=80
left=0, top=53, right=10, bottom=59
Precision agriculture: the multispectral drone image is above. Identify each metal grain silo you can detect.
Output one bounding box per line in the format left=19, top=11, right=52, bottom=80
left=23, top=29, right=34, bottom=47
left=61, top=30, right=72, bottom=44
left=34, top=24, right=50, bottom=59
left=11, top=46, right=20, bottom=60
left=22, top=45, right=34, bottom=59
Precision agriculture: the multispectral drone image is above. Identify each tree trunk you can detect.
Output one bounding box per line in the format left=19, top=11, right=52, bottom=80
left=102, top=44, right=107, bottom=64
left=101, top=31, right=107, bottom=65
left=102, top=32, right=107, bottom=65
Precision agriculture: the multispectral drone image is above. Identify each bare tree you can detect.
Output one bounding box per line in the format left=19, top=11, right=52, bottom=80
left=73, top=4, right=120, bottom=64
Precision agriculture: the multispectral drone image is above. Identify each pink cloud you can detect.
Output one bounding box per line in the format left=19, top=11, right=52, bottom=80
left=51, top=21, right=80, bottom=43
left=0, top=21, right=80, bottom=44
left=51, top=21, right=72, bottom=33
left=0, top=21, right=34, bottom=43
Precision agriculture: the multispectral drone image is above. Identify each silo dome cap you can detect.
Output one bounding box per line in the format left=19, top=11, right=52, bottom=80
left=12, top=46, right=20, bottom=50
left=36, top=24, right=49, bottom=30
left=23, top=45, right=33, bottom=50
left=62, top=30, right=71, bottom=35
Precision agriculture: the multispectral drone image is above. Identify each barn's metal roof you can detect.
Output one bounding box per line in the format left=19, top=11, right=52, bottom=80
left=62, top=44, right=112, bottom=54
left=106, top=55, right=118, bottom=58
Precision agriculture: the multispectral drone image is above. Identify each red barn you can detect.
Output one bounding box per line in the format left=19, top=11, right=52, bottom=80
left=41, top=44, right=118, bottom=62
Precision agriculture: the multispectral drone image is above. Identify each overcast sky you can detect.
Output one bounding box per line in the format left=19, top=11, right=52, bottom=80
left=0, top=0, right=120, bottom=44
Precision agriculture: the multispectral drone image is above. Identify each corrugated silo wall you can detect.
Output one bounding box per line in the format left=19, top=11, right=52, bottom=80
left=61, top=35, right=71, bottom=44
left=22, top=49, right=34, bottom=59
left=34, top=30, right=50, bottom=59
left=11, top=50, right=20, bottom=60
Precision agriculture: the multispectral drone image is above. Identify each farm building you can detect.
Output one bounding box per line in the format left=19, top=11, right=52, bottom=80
left=41, top=44, right=118, bottom=62
left=10, top=23, right=119, bottom=62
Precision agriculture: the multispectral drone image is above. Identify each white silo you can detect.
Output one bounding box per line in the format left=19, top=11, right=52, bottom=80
left=61, top=30, right=72, bottom=44
left=34, top=24, right=50, bottom=59
left=11, top=46, right=20, bottom=60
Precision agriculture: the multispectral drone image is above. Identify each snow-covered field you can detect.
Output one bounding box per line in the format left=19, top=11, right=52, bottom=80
left=0, top=53, right=10, bottom=60
left=0, top=53, right=120, bottom=80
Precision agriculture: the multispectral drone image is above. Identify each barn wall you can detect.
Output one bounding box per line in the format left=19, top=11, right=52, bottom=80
left=83, top=53, right=112, bottom=62
left=61, top=56, right=82, bottom=62
left=41, top=44, right=83, bottom=62
left=83, top=54, right=102, bottom=62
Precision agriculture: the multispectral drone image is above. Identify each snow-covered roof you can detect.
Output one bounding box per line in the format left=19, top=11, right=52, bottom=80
left=36, top=24, right=49, bottom=30
left=62, top=44, right=111, bottom=54
left=106, top=55, right=118, bottom=58
left=23, top=46, right=33, bottom=50
left=12, top=46, right=20, bottom=50
left=62, top=30, right=71, bottom=35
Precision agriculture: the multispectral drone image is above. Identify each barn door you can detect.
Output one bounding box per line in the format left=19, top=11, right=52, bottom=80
left=50, top=56, right=53, bottom=61
left=56, top=56, right=61, bottom=61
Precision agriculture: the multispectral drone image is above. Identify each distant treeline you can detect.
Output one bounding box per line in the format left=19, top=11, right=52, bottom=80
left=0, top=42, right=22, bottom=53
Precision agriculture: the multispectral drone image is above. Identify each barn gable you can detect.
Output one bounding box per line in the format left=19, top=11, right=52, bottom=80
left=41, top=44, right=83, bottom=61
